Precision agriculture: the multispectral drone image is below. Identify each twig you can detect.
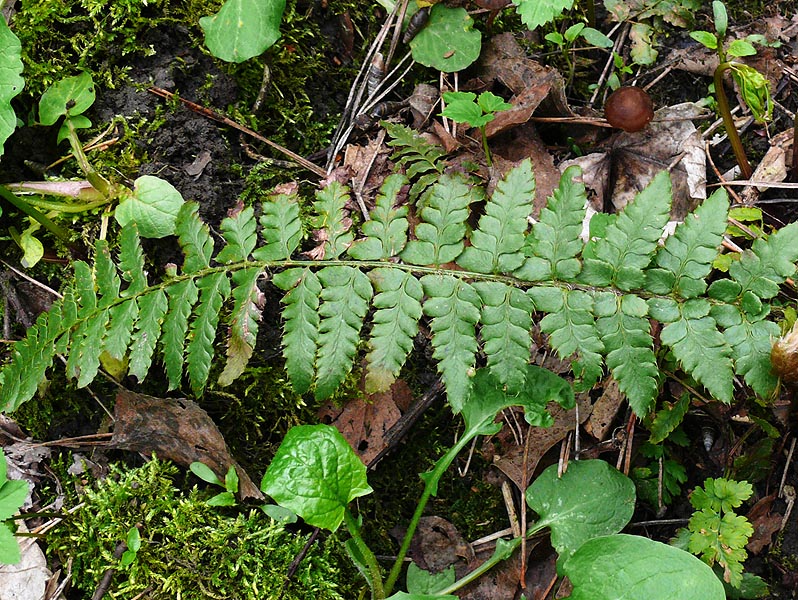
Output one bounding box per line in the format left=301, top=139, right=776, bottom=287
left=147, top=87, right=326, bottom=178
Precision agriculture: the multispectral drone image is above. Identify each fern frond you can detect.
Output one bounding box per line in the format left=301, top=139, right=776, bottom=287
left=219, top=267, right=263, bottom=387
left=162, top=279, right=199, bottom=390
left=540, top=289, right=604, bottom=390
left=187, top=272, right=231, bottom=396
left=729, top=221, right=798, bottom=299
left=177, top=203, right=214, bottom=273
left=65, top=261, right=99, bottom=382
left=383, top=121, right=446, bottom=178
left=118, top=224, right=147, bottom=295
left=402, top=173, right=475, bottom=267
left=420, top=275, right=481, bottom=412
left=348, top=174, right=409, bottom=260
left=94, top=240, right=121, bottom=307
left=517, top=165, right=586, bottom=282
left=595, top=293, right=659, bottom=415
left=273, top=268, right=321, bottom=395
left=128, top=289, right=168, bottom=381
left=311, top=181, right=354, bottom=260
left=582, top=171, right=672, bottom=290
left=660, top=299, right=733, bottom=402
left=473, top=281, right=533, bottom=393
left=217, top=205, right=258, bottom=263
left=314, top=266, right=372, bottom=399
left=364, top=268, right=423, bottom=393
left=647, top=189, right=729, bottom=298
left=104, top=299, right=138, bottom=362
left=253, top=190, right=302, bottom=261
left=457, top=159, right=535, bottom=274
left=722, top=313, right=779, bottom=397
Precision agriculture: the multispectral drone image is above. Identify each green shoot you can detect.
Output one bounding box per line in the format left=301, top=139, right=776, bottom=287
left=441, top=91, right=512, bottom=167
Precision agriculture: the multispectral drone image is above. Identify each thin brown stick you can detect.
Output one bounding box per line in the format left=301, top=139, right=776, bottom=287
left=147, top=87, right=326, bottom=178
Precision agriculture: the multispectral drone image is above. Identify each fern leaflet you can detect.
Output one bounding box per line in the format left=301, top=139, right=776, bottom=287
left=348, top=174, right=409, bottom=261
left=310, top=181, right=353, bottom=260
left=253, top=188, right=302, bottom=261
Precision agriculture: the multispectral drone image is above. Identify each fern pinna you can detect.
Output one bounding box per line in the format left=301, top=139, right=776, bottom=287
left=2, top=143, right=797, bottom=416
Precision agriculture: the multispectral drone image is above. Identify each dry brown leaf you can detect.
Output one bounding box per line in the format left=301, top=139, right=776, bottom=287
left=562, top=103, right=707, bottom=218
left=110, top=390, right=263, bottom=500
left=403, top=516, right=475, bottom=575
left=584, top=379, right=625, bottom=441
left=740, top=128, right=793, bottom=205
left=746, top=494, right=783, bottom=555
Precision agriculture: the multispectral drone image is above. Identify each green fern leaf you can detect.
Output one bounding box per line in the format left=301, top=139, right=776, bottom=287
left=473, top=281, right=533, bottom=393
left=65, top=261, right=99, bottom=382
left=457, top=159, right=535, bottom=274
left=129, top=289, right=168, bottom=381
left=253, top=190, right=302, bottom=261
left=648, top=392, right=691, bottom=444
left=73, top=260, right=97, bottom=316
left=595, top=293, right=659, bottom=415
left=314, top=266, right=373, bottom=399
left=730, top=221, right=798, bottom=299
left=364, top=268, right=423, bottom=393
left=162, top=279, right=199, bottom=390
left=273, top=268, right=321, bottom=395
left=582, top=171, right=672, bottom=290
left=420, top=275, right=481, bottom=412
left=722, top=312, right=779, bottom=397
left=187, top=272, right=231, bottom=396
left=540, top=289, right=604, bottom=390
left=177, top=202, right=214, bottom=273
left=103, top=300, right=138, bottom=363
left=348, top=174, right=409, bottom=260
left=383, top=121, right=446, bottom=179
left=74, top=309, right=109, bottom=388
left=516, top=165, right=586, bottom=282
left=660, top=299, right=733, bottom=402
left=311, top=181, right=354, bottom=260
left=118, top=224, right=147, bottom=296
left=219, top=267, right=263, bottom=387
left=217, top=205, right=257, bottom=263
left=647, top=189, right=728, bottom=298
left=94, top=240, right=120, bottom=308
left=94, top=238, right=136, bottom=364
left=402, top=173, right=475, bottom=266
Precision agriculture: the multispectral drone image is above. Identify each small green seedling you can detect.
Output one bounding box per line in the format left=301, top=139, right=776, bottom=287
left=260, top=367, right=724, bottom=600
left=190, top=462, right=238, bottom=507
left=441, top=91, right=512, bottom=167
left=545, top=22, right=613, bottom=88
left=119, top=527, right=141, bottom=567
left=0, top=449, right=28, bottom=565
left=690, top=1, right=772, bottom=179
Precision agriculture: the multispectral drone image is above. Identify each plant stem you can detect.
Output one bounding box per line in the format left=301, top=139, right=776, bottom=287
left=714, top=62, right=753, bottom=179
left=480, top=126, right=492, bottom=168
left=0, top=185, right=72, bottom=241
left=344, top=508, right=385, bottom=600
left=384, top=432, right=475, bottom=595
left=437, top=537, right=523, bottom=595
left=65, top=118, right=114, bottom=198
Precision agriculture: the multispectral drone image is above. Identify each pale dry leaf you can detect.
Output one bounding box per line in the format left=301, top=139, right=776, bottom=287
left=740, top=128, right=793, bottom=205
left=0, top=522, right=50, bottom=600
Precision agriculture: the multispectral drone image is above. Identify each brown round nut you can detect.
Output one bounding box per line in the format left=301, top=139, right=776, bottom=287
left=604, top=86, right=654, bottom=132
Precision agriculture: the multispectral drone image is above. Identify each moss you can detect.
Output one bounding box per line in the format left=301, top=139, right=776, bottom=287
left=48, top=457, right=358, bottom=599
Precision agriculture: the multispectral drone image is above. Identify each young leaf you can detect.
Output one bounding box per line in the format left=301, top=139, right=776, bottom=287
left=660, top=299, right=734, bottom=402
left=311, top=181, right=354, bottom=260
left=582, top=171, right=672, bottom=290
left=260, top=424, right=373, bottom=532
left=441, top=92, right=486, bottom=127
left=348, top=174, right=409, bottom=261
left=564, top=534, right=725, bottom=600
left=526, top=460, right=635, bottom=572
left=273, top=268, right=321, bottom=395
left=314, top=266, right=372, bottom=400
left=517, top=165, right=586, bottom=281
left=402, top=173, right=475, bottom=266
left=253, top=190, right=302, bottom=261
left=457, top=159, right=535, bottom=274
left=187, top=272, right=231, bottom=396
left=364, top=268, right=423, bottom=393
left=473, top=282, right=533, bottom=393
left=594, top=293, right=659, bottom=416
left=421, top=275, right=481, bottom=412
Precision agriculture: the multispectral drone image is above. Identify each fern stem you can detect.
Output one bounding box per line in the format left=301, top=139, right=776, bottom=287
left=344, top=508, right=385, bottom=600
left=714, top=62, right=753, bottom=180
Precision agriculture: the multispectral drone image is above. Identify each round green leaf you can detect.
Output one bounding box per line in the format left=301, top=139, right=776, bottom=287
left=0, top=17, right=24, bottom=157
left=200, top=0, right=286, bottom=63
left=563, top=534, right=725, bottom=600
left=526, top=460, right=635, bottom=573
left=260, top=424, right=373, bottom=532
left=115, top=176, right=185, bottom=239
left=39, top=72, right=95, bottom=126
left=410, top=5, right=481, bottom=73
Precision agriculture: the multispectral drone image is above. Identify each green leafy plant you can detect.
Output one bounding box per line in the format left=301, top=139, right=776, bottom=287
left=190, top=462, right=239, bottom=507
left=259, top=368, right=724, bottom=599
left=407, top=3, right=482, bottom=73
left=0, top=449, right=27, bottom=565
left=545, top=22, right=613, bottom=87
left=690, top=0, right=772, bottom=179
left=441, top=91, right=511, bottom=167
left=2, top=146, right=797, bottom=416
left=674, top=477, right=755, bottom=588
left=200, top=0, right=286, bottom=63
left=119, top=526, right=140, bottom=567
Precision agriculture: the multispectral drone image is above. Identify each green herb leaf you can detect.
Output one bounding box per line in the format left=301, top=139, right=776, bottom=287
left=200, top=0, right=285, bottom=63
left=0, top=17, right=23, bottom=157
left=116, top=176, right=185, bottom=239
left=515, top=0, right=575, bottom=30
left=409, top=4, right=481, bottom=72
left=39, top=72, right=95, bottom=125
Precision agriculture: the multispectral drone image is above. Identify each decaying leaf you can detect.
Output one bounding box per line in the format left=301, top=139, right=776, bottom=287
left=740, top=128, right=793, bottom=205
left=110, top=390, right=263, bottom=500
